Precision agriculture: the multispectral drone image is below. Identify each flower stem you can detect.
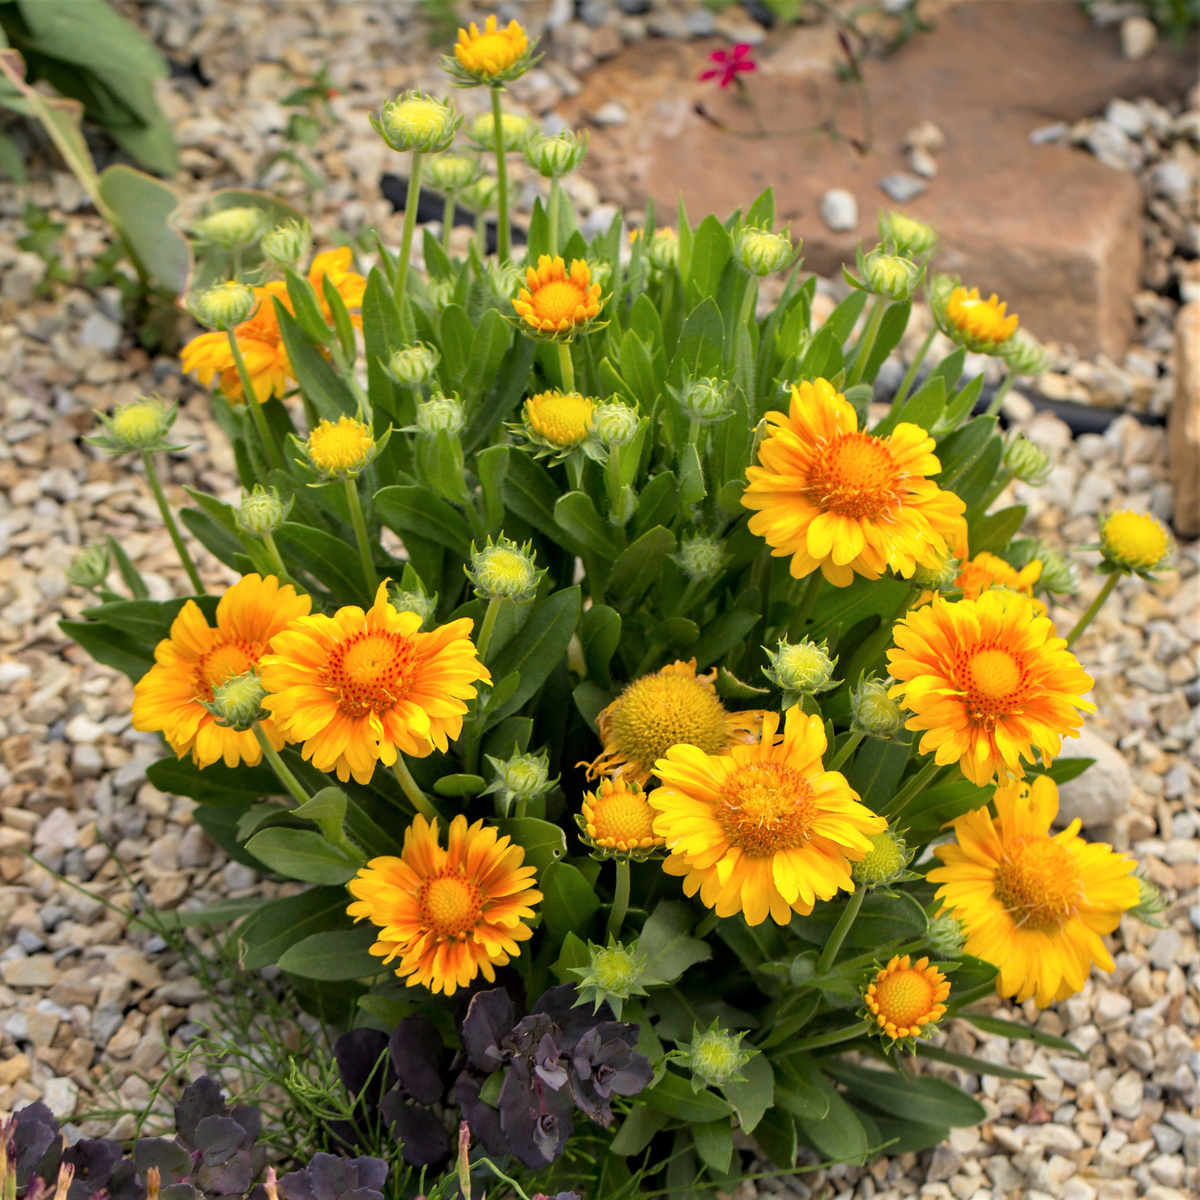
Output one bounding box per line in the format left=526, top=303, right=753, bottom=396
left=890, top=325, right=936, bottom=410
left=557, top=341, right=576, bottom=393
left=737, top=275, right=758, bottom=341
left=693, top=910, right=720, bottom=939
left=396, top=149, right=424, bottom=335
left=491, top=86, right=511, bottom=263
left=442, top=191, right=456, bottom=254
left=226, top=330, right=285, bottom=473
left=1065, top=572, right=1119, bottom=648
left=847, top=295, right=887, bottom=388
left=883, top=757, right=941, bottom=820
left=259, top=531, right=292, bottom=585
left=343, top=477, right=379, bottom=596
left=786, top=571, right=823, bottom=642
left=816, top=886, right=864, bottom=975
left=828, top=730, right=864, bottom=772
left=984, top=370, right=1015, bottom=418
left=606, top=858, right=630, bottom=941
left=252, top=725, right=309, bottom=806
left=475, top=595, right=503, bottom=663
left=141, top=450, right=204, bottom=594
left=547, top=176, right=562, bottom=258
left=393, top=756, right=441, bottom=822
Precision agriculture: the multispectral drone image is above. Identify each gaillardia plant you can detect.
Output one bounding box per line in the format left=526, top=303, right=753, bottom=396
left=60, top=25, right=1157, bottom=1194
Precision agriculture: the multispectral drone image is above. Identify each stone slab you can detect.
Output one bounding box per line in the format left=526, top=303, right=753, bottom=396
left=565, top=0, right=1197, bottom=357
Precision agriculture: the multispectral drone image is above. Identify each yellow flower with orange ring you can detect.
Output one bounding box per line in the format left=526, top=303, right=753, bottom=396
left=863, top=954, right=950, bottom=1042
left=577, top=777, right=666, bottom=860
left=512, top=254, right=604, bottom=340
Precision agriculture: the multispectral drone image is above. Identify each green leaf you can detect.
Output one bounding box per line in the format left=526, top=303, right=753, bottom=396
left=607, top=525, right=676, bottom=611
left=236, top=886, right=354, bottom=970
left=0, top=130, right=27, bottom=183
left=677, top=442, right=706, bottom=505
left=146, top=755, right=280, bottom=806
left=433, top=774, right=486, bottom=797
left=720, top=1048, right=774, bottom=1134
left=105, top=535, right=150, bottom=599
left=494, top=818, right=567, bottom=873
left=824, top=290, right=868, bottom=344
left=685, top=214, right=733, bottom=299
left=463, top=335, right=537, bottom=454
left=845, top=734, right=912, bottom=812
left=538, top=861, right=601, bottom=946
left=555, top=491, right=619, bottom=557
left=753, top=1106, right=797, bottom=1170
left=915, top=1044, right=1042, bottom=1080
left=277, top=925, right=382, bottom=980
left=968, top=505, right=1027, bottom=556
left=929, top=346, right=966, bottom=394
left=966, top=1015, right=1083, bottom=1057
left=872, top=374, right=945, bottom=440
left=143, top=897, right=261, bottom=930
left=579, top=604, right=621, bottom=688
left=861, top=300, right=911, bottom=385
left=633, top=471, right=678, bottom=536
left=935, top=415, right=998, bottom=489
left=637, top=901, right=712, bottom=984
left=274, top=301, right=356, bottom=419
left=870, top=1115, right=949, bottom=1155
left=772, top=1056, right=830, bottom=1121
left=244, top=828, right=363, bottom=885
left=191, top=803, right=265, bottom=870
left=437, top=303, right=474, bottom=388
left=796, top=325, right=843, bottom=383
left=502, top=451, right=588, bottom=558
left=97, top=164, right=188, bottom=293
left=823, top=1061, right=987, bottom=1128
left=642, top=1071, right=734, bottom=1123
left=611, top=1106, right=669, bottom=1157
left=693, top=1119, right=733, bottom=1174
left=275, top=521, right=369, bottom=605
left=693, top=609, right=759, bottom=670
left=293, top=786, right=351, bottom=843
left=476, top=444, right=510, bottom=534
left=795, top=890, right=928, bottom=949
left=464, top=307, right=512, bottom=400
left=573, top=680, right=612, bottom=731
left=792, top=1063, right=868, bottom=1164
left=374, top=484, right=473, bottom=558
left=675, top=298, right=724, bottom=379
left=58, top=619, right=152, bottom=682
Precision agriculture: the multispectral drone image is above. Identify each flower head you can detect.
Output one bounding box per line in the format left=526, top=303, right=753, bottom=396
left=1003, top=434, right=1052, bottom=485
left=734, top=225, right=794, bottom=277
left=132, top=575, right=311, bottom=768
left=347, top=814, right=542, bottom=995
left=483, top=749, right=556, bottom=815
left=677, top=1021, right=754, bottom=1091
left=851, top=829, right=911, bottom=888
left=375, top=91, right=461, bottom=153
left=585, top=659, right=766, bottom=785
left=387, top=342, right=441, bottom=388
left=512, top=255, right=604, bottom=340
left=955, top=551, right=1042, bottom=604
left=928, top=775, right=1139, bottom=1005
left=190, top=281, right=259, bottom=330
left=850, top=675, right=903, bottom=739
left=260, top=582, right=490, bottom=784
left=260, top=219, right=313, bottom=267
left=206, top=671, right=269, bottom=731
left=863, top=955, right=950, bottom=1042
left=467, top=109, right=534, bottom=153
left=860, top=247, right=922, bottom=300
left=699, top=43, right=756, bottom=89
left=1098, top=508, right=1172, bottom=578
left=936, top=282, right=1019, bottom=353
left=591, top=400, right=640, bottom=448
left=646, top=226, right=680, bottom=271
left=650, top=707, right=887, bottom=924
left=466, top=536, right=544, bottom=603
left=447, top=15, right=536, bottom=85
left=524, top=129, right=588, bottom=179
left=762, top=638, right=838, bottom=698
left=570, top=938, right=653, bottom=1018
left=424, top=153, right=482, bottom=194
left=193, top=206, right=266, bottom=250
left=1032, top=544, right=1079, bottom=597
left=88, top=396, right=183, bottom=454
left=673, top=534, right=728, bottom=582
left=67, top=544, right=110, bottom=590
left=878, top=210, right=938, bottom=257
left=520, top=390, right=596, bottom=456
left=743, top=378, right=967, bottom=587
left=235, top=484, right=290, bottom=536
left=303, top=415, right=377, bottom=480
left=887, top=590, right=1095, bottom=785
left=577, top=776, right=665, bottom=861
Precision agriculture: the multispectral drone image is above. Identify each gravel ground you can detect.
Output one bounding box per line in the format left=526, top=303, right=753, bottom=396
left=0, top=3, right=1197, bottom=1198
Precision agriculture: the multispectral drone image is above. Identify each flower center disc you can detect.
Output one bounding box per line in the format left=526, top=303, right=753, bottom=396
left=805, top=432, right=903, bottom=520
left=591, top=791, right=657, bottom=845
left=310, top=423, right=371, bottom=472
left=195, top=638, right=260, bottom=699
left=717, top=762, right=815, bottom=856
left=1104, top=512, right=1168, bottom=569
left=527, top=393, right=593, bottom=446
left=960, top=645, right=1030, bottom=725
left=325, top=630, right=417, bottom=718
left=874, top=968, right=936, bottom=1026
left=420, top=873, right=482, bottom=938
left=530, top=280, right=586, bottom=325
left=610, top=674, right=731, bottom=768
left=993, top=836, right=1082, bottom=932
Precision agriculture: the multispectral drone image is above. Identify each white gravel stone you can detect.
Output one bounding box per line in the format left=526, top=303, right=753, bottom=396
left=819, top=188, right=858, bottom=233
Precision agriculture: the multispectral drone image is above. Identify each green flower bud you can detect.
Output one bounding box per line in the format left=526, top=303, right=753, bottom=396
left=1034, top=545, right=1079, bottom=596
left=1000, top=331, right=1051, bottom=378
left=260, top=219, right=313, bottom=267
left=523, top=129, right=588, bottom=178
left=926, top=913, right=966, bottom=957
left=466, top=535, right=544, bottom=603
left=105, top=398, right=175, bottom=451
left=591, top=401, right=640, bottom=448
left=374, top=91, right=461, bottom=153
left=190, top=281, right=258, bottom=330
left=681, top=1021, right=754, bottom=1091
left=194, top=206, right=267, bottom=250
left=878, top=210, right=938, bottom=257
left=414, top=395, right=465, bottom=437
left=460, top=174, right=502, bottom=213
left=467, top=109, right=534, bottom=153
left=763, top=638, right=838, bottom=696
left=423, top=152, right=482, bottom=193
left=482, top=749, right=557, bottom=815
left=1127, top=872, right=1170, bottom=929
left=646, top=227, right=680, bottom=272
left=850, top=676, right=903, bottom=739
left=387, top=342, right=441, bottom=387
left=426, top=278, right=455, bottom=307
left=570, top=938, right=652, bottom=1019
left=862, top=248, right=922, bottom=300
left=912, top=555, right=960, bottom=592
left=673, top=534, right=728, bottom=582
left=734, top=225, right=794, bottom=276
left=206, top=671, right=268, bottom=731
left=392, top=584, right=438, bottom=629
left=851, top=830, right=910, bottom=888
left=235, top=485, right=289, bottom=536
left=1003, top=434, right=1052, bottom=485
left=67, top=544, right=110, bottom=590
left=680, top=376, right=733, bottom=423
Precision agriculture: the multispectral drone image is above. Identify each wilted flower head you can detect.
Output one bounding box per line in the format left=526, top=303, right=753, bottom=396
left=67, top=543, right=110, bottom=590
left=763, top=638, right=838, bottom=697
left=482, top=748, right=556, bottom=814
left=879, top=210, right=938, bottom=257
left=235, top=484, right=290, bottom=535
left=571, top=938, right=654, bottom=1018
left=413, top=394, right=465, bottom=437
left=374, top=90, right=461, bottom=153
left=851, top=829, right=911, bottom=888
left=1003, top=434, right=1052, bottom=485
left=467, top=535, right=544, bottom=603
left=860, top=246, right=923, bottom=300
left=850, top=675, right=903, bottom=739
left=679, top=375, right=733, bottom=423
left=467, top=109, right=534, bottom=153
left=423, top=152, right=482, bottom=193
left=260, top=219, right=313, bottom=267
left=590, top=400, right=640, bottom=448
left=677, top=1021, right=754, bottom=1091
left=673, top=534, right=728, bottom=582
left=194, top=206, right=267, bottom=250
left=524, top=129, right=588, bottom=178
left=734, top=225, right=794, bottom=276
left=387, top=342, right=441, bottom=387
left=205, top=671, right=269, bottom=731
left=190, top=280, right=258, bottom=330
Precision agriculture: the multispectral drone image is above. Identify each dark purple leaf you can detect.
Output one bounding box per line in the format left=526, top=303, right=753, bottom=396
left=454, top=970, right=526, bottom=1043
left=380, top=1093, right=450, bottom=1167
left=531, top=985, right=613, bottom=1054
left=161, top=1185, right=199, bottom=1200
left=194, top=1116, right=246, bottom=1160
left=389, top=1016, right=444, bottom=1105
left=350, top=1157, right=387, bottom=1193
left=339, top=1189, right=383, bottom=1200
left=333, top=1029, right=394, bottom=1105
left=64, top=1138, right=121, bottom=1200
left=175, top=1078, right=226, bottom=1147
left=13, top=1102, right=59, bottom=1187
left=299, top=1153, right=358, bottom=1200
left=278, top=1169, right=317, bottom=1200
left=196, top=1149, right=253, bottom=1195
left=498, top=1069, right=574, bottom=1169
left=107, top=1158, right=144, bottom=1200
left=453, top=1070, right=509, bottom=1158
left=133, top=1140, right=192, bottom=1184
left=229, top=1107, right=261, bottom=1147
left=460, top=989, right=515, bottom=1074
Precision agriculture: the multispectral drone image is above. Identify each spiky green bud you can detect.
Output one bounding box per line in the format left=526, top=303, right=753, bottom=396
left=260, top=220, right=313, bottom=267
left=591, top=401, right=640, bottom=448
left=763, top=638, right=838, bottom=697
left=570, top=938, right=654, bottom=1019
left=679, top=376, right=733, bottom=423
left=926, top=914, right=966, bottom=957
left=850, top=676, right=903, bottom=739
left=862, top=248, right=923, bottom=300
left=466, top=536, right=544, bottom=603
left=1003, top=435, right=1052, bottom=485
left=523, top=129, right=588, bottom=178
left=67, top=544, right=110, bottom=590
left=734, top=225, right=794, bottom=276
left=374, top=91, right=461, bottom=153
left=206, top=672, right=268, bottom=731
left=424, top=153, right=482, bottom=193
left=482, top=749, right=556, bottom=816
left=194, top=206, right=267, bottom=250
left=851, top=830, right=910, bottom=888
left=190, top=281, right=258, bottom=330
left=414, top=395, right=465, bottom=437
left=235, top=485, right=290, bottom=536
left=673, top=534, right=728, bottom=582
left=677, top=1021, right=755, bottom=1091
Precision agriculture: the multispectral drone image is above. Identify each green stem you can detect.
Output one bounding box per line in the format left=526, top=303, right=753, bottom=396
left=475, top=206, right=487, bottom=256
left=393, top=756, right=440, bottom=822
left=226, top=330, right=286, bottom=473
left=514, top=796, right=529, bottom=819
left=786, top=571, right=823, bottom=641
left=491, top=87, right=511, bottom=263
left=693, top=910, right=720, bottom=939
left=1065, top=572, right=1120, bottom=648
left=141, top=451, right=204, bottom=594
left=548, top=176, right=562, bottom=258
left=984, top=371, right=1015, bottom=418
left=606, top=858, right=630, bottom=941
left=557, top=341, right=576, bottom=393
left=253, top=725, right=309, bottom=806
left=259, top=531, right=292, bottom=585
left=847, top=295, right=887, bottom=388
left=890, top=325, right=936, bottom=410
left=660, top=272, right=675, bottom=332
left=396, top=149, right=424, bottom=335
left=883, top=757, right=941, bottom=820
left=475, top=595, right=503, bottom=662
left=827, top=730, right=864, bottom=772
left=816, top=886, right=865, bottom=975
left=738, top=277, right=758, bottom=341
left=343, top=477, right=379, bottom=595
left=442, top=191, right=456, bottom=254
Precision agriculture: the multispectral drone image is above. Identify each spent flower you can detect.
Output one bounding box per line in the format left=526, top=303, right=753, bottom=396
left=190, top=281, right=259, bottom=330
left=734, top=224, right=794, bottom=276
left=467, top=535, right=544, bottom=603
left=374, top=91, right=461, bottom=153
left=235, top=484, right=291, bottom=536
left=850, top=675, right=903, bottom=739
left=524, top=129, right=588, bottom=178
left=260, top=219, right=313, bottom=267
left=570, top=938, right=657, bottom=1018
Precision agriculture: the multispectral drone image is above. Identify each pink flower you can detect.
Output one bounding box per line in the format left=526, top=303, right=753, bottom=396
left=699, top=43, right=757, bottom=89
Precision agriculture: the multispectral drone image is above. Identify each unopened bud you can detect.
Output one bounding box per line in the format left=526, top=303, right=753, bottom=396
left=207, top=672, right=268, bottom=731
left=388, top=342, right=441, bottom=387
left=523, top=129, right=588, bottom=178
left=483, top=749, right=555, bottom=813
left=235, top=485, right=289, bottom=536
left=912, top=555, right=959, bottom=592
left=763, top=638, right=838, bottom=696
left=392, top=586, right=438, bottom=629
left=851, top=830, right=909, bottom=888
left=67, top=544, right=110, bottom=589
left=680, top=376, right=732, bottom=423
left=423, top=152, right=481, bottom=193
left=862, top=248, right=922, bottom=300
left=191, top=281, right=258, bottom=330
left=591, top=401, right=639, bottom=448
left=850, top=676, right=903, bottom=739
left=106, top=398, right=174, bottom=451
left=926, top=914, right=965, bottom=957
left=684, top=1022, right=753, bottom=1090
left=467, top=109, right=533, bottom=153
left=1000, top=331, right=1051, bottom=378
left=570, top=938, right=649, bottom=1018
left=1035, top=546, right=1079, bottom=596
left=878, top=210, right=938, bottom=257
left=260, top=220, right=313, bottom=267
left=467, top=536, right=543, bottom=603
left=460, top=175, right=503, bottom=214
left=414, top=395, right=465, bottom=436
left=734, top=225, right=794, bottom=276
left=646, top=227, right=680, bottom=271
left=673, top=534, right=728, bottom=582
left=1003, top=434, right=1051, bottom=485
left=375, top=91, right=460, bottom=153
left=194, top=206, right=266, bottom=250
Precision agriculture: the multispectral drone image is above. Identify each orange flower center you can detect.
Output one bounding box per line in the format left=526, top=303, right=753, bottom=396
left=717, top=761, right=815, bottom=856
left=194, top=638, right=261, bottom=700
left=804, top=432, right=904, bottom=520
left=528, top=279, right=588, bottom=326
left=324, top=630, right=417, bottom=719
left=420, top=872, right=483, bottom=938
left=959, top=645, right=1031, bottom=726
left=873, top=967, right=937, bottom=1027
left=993, top=836, right=1082, bottom=932
left=610, top=673, right=731, bottom=769
left=590, top=789, right=658, bottom=845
